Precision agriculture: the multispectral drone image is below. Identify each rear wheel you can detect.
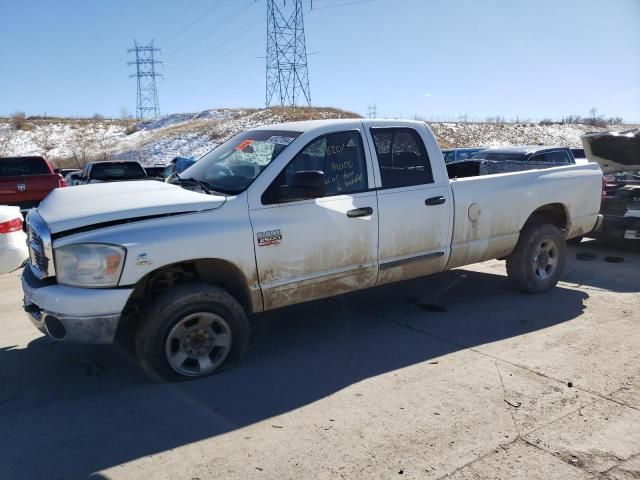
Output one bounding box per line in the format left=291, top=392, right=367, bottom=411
left=506, top=223, right=566, bottom=293
left=135, top=283, right=250, bottom=382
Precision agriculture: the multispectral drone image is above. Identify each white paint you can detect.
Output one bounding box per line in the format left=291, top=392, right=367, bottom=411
left=22, top=120, right=604, bottom=335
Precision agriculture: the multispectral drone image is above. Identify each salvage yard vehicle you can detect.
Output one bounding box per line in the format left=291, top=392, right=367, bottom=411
left=583, top=128, right=640, bottom=241
left=144, top=165, right=168, bottom=179
left=77, top=160, right=148, bottom=184
left=441, top=147, right=486, bottom=163
left=21, top=120, right=603, bottom=381
left=162, top=156, right=196, bottom=180
left=447, top=146, right=577, bottom=178
left=0, top=156, right=66, bottom=213
left=0, top=205, right=28, bottom=274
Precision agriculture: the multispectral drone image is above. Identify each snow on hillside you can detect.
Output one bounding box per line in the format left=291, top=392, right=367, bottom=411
left=0, top=107, right=632, bottom=167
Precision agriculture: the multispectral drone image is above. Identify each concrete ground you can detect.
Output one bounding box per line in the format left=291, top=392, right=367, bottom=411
left=0, top=239, right=638, bottom=480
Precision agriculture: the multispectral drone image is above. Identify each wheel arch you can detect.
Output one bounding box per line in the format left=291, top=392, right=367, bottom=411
left=521, top=203, right=571, bottom=233
left=117, top=258, right=258, bottom=340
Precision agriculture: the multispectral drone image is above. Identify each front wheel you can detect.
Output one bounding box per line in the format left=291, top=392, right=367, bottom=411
left=135, top=283, right=250, bottom=382
left=506, top=223, right=566, bottom=293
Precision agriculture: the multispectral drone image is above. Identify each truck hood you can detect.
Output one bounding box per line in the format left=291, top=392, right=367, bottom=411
left=582, top=129, right=640, bottom=174
left=37, top=180, right=226, bottom=234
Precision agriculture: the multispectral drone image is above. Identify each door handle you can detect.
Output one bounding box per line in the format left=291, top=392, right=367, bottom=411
left=425, top=196, right=446, bottom=206
left=347, top=207, right=373, bottom=218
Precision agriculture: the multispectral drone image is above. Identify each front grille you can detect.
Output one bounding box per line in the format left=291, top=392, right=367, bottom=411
left=26, top=211, right=54, bottom=279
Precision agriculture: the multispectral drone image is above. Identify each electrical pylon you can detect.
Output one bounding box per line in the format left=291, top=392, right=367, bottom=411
left=265, top=0, right=312, bottom=107
left=128, top=40, right=163, bottom=120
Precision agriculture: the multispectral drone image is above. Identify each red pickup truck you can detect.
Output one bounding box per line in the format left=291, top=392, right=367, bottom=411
left=0, top=156, right=66, bottom=212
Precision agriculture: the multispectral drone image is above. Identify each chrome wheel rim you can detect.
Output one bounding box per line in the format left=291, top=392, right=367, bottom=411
left=164, top=312, right=232, bottom=376
left=532, top=239, right=559, bottom=280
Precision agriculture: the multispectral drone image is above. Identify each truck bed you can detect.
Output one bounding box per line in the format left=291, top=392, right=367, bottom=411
left=446, top=163, right=603, bottom=269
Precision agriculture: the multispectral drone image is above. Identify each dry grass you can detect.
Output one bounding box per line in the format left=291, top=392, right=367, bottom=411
left=260, top=106, right=362, bottom=122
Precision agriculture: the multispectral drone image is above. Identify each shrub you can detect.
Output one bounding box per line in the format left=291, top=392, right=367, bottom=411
left=125, top=124, right=139, bottom=135
left=10, top=111, right=27, bottom=130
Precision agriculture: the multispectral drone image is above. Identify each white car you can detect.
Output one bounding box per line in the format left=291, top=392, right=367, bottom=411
left=20, top=119, right=603, bottom=381
left=0, top=205, right=28, bottom=274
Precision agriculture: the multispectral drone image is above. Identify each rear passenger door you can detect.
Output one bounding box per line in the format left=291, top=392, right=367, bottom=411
left=365, top=125, right=453, bottom=285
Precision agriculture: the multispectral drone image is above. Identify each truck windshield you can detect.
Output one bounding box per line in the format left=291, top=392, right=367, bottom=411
left=180, top=130, right=302, bottom=194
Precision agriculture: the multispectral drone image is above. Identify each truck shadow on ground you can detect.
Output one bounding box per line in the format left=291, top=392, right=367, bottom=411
left=0, top=269, right=589, bottom=479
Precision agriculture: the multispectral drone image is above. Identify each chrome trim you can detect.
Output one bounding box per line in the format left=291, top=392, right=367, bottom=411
left=23, top=298, right=120, bottom=344
left=379, top=251, right=445, bottom=270
left=26, top=210, right=55, bottom=279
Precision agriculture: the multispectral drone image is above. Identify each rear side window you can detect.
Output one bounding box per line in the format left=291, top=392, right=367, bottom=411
left=543, top=151, right=571, bottom=164
left=0, top=157, right=50, bottom=176
left=370, top=128, right=433, bottom=188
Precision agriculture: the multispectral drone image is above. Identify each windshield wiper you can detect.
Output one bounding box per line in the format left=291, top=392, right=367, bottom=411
left=173, top=176, right=213, bottom=195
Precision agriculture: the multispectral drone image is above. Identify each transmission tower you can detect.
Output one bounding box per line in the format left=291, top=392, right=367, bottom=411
left=367, top=104, right=377, bottom=119
left=128, top=40, right=163, bottom=120
left=265, top=0, right=312, bottom=108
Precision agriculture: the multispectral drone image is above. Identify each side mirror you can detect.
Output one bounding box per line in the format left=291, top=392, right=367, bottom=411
left=274, top=170, right=325, bottom=202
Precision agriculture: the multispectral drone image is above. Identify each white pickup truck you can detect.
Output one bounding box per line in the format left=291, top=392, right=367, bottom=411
left=22, top=120, right=603, bottom=381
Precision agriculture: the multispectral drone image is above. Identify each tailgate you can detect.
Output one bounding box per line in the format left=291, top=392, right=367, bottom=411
left=0, top=174, right=59, bottom=207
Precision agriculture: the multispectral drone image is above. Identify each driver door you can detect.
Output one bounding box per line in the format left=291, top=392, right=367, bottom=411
left=248, top=128, right=379, bottom=310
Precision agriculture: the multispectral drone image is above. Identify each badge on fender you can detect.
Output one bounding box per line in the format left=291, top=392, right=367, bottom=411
left=257, top=230, right=282, bottom=247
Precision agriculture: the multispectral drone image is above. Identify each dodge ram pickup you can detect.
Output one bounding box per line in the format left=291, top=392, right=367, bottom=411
left=0, top=156, right=66, bottom=212
left=21, top=120, right=603, bottom=381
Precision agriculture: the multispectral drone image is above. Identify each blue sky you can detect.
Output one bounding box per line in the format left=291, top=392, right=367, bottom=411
left=1, top=0, right=638, bottom=121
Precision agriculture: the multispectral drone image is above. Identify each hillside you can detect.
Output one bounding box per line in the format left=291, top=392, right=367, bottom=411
left=0, top=107, right=633, bottom=167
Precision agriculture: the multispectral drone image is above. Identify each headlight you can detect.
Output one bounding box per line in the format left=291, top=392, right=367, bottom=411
left=55, top=243, right=126, bottom=287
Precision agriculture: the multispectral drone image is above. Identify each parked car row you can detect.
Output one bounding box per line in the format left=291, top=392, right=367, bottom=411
left=2, top=130, right=637, bottom=282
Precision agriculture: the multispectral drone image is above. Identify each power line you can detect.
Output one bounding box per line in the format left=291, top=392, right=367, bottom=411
left=162, top=1, right=258, bottom=57
left=166, top=34, right=264, bottom=79
left=161, top=2, right=226, bottom=46
left=266, top=0, right=312, bottom=107
left=127, top=40, right=163, bottom=120
left=310, top=0, right=377, bottom=10
left=165, top=15, right=265, bottom=66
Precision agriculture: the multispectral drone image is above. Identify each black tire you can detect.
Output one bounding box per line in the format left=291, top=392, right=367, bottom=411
left=566, top=235, right=584, bottom=246
left=135, top=283, right=250, bottom=382
left=506, top=223, right=566, bottom=294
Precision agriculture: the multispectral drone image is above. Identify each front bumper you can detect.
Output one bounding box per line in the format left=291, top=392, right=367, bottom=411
left=21, top=267, right=133, bottom=344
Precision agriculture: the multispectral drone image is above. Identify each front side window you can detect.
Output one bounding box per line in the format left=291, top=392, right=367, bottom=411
left=263, top=130, right=367, bottom=204
left=371, top=128, right=433, bottom=188
left=181, top=130, right=302, bottom=195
